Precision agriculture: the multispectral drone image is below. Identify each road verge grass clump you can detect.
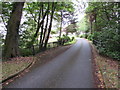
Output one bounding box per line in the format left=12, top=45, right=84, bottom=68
left=57, top=35, right=76, bottom=46
left=64, top=38, right=76, bottom=45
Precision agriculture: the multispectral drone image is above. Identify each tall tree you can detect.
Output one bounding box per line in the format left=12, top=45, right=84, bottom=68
left=29, top=2, right=49, bottom=48
left=44, top=2, right=56, bottom=49
left=4, top=2, right=24, bottom=58
left=41, top=3, right=50, bottom=49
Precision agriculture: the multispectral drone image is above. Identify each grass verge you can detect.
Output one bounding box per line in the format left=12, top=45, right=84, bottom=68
left=64, top=39, right=77, bottom=45
left=2, top=57, right=34, bottom=81
left=91, top=44, right=118, bottom=88
left=96, top=55, right=118, bottom=88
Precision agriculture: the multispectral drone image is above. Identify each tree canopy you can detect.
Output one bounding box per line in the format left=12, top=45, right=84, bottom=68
left=1, top=2, right=119, bottom=60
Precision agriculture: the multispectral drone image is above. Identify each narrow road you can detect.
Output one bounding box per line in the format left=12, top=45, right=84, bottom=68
left=5, top=38, right=94, bottom=88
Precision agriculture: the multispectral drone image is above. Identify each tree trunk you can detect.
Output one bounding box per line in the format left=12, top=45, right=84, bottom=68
left=59, top=11, right=63, bottom=37
left=89, top=13, right=94, bottom=34
left=39, top=3, right=45, bottom=50
left=44, top=2, right=56, bottom=49
left=4, top=2, right=24, bottom=59
left=41, top=7, right=49, bottom=49
left=94, top=14, right=97, bottom=31
left=90, top=21, right=92, bottom=34
left=30, top=3, right=49, bottom=48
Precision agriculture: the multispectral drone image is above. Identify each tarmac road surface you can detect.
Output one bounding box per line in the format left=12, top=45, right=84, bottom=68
left=5, top=38, right=94, bottom=88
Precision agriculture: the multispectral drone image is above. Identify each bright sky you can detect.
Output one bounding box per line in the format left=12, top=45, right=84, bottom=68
left=72, top=0, right=88, bottom=21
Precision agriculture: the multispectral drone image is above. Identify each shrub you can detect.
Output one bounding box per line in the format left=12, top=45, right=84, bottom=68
left=20, top=48, right=33, bottom=56
left=80, top=34, right=86, bottom=38
left=92, top=29, right=120, bottom=60
left=87, top=34, right=94, bottom=41
left=57, top=35, right=71, bottom=45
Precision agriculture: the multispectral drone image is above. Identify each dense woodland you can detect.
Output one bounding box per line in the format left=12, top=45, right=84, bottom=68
left=85, top=2, right=120, bottom=60
left=0, top=2, right=120, bottom=61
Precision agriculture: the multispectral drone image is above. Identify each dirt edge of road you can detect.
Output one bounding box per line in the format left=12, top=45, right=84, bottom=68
left=90, top=43, right=106, bottom=88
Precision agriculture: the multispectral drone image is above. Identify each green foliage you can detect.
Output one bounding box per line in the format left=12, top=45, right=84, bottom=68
left=55, top=2, right=74, bottom=12
left=87, top=34, right=94, bottom=41
left=1, top=2, right=13, bottom=30
left=92, top=29, right=120, bottom=60
left=80, top=34, right=86, bottom=38
left=2, top=2, right=13, bottom=18
left=66, top=23, right=78, bottom=34
left=57, top=35, right=71, bottom=45
left=77, top=17, right=88, bottom=31
left=20, top=48, right=33, bottom=56
left=64, top=37, right=76, bottom=45
left=51, top=30, right=57, bottom=34
left=86, top=2, right=119, bottom=60
left=20, top=46, right=39, bottom=56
